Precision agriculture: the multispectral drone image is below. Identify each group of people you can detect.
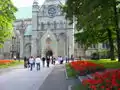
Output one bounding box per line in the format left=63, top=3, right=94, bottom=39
left=24, top=56, right=56, bottom=71
left=23, top=55, right=74, bottom=71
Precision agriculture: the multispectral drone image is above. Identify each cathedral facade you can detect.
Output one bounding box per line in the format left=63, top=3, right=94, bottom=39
left=14, top=0, right=74, bottom=58
left=31, top=0, right=74, bottom=58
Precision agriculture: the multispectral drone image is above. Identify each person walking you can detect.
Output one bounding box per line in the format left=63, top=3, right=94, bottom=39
left=57, top=56, right=60, bottom=64
left=60, top=56, right=63, bottom=64
left=13, top=55, right=16, bottom=60
left=27, top=57, right=30, bottom=68
left=33, top=57, right=35, bottom=68
left=50, top=56, right=53, bottom=64
left=24, top=56, right=27, bottom=68
left=29, top=56, right=34, bottom=71
left=35, top=56, right=41, bottom=71
left=42, top=56, right=45, bottom=67
left=46, top=56, right=50, bottom=67
left=71, top=55, right=74, bottom=61
left=53, top=57, right=56, bottom=65
left=65, top=56, right=68, bottom=63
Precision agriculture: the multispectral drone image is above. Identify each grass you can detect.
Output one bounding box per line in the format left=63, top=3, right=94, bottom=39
left=72, top=84, right=88, bottom=90
left=0, top=60, right=23, bottom=69
left=65, top=63, right=77, bottom=78
left=89, top=59, right=120, bottom=69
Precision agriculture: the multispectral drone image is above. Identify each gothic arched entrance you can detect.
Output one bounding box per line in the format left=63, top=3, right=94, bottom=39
left=46, top=50, right=53, bottom=57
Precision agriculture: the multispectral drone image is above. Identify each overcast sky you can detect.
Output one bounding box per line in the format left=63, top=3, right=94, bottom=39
left=12, top=0, right=45, bottom=8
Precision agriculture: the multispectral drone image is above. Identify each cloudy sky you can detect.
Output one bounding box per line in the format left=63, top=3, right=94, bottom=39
left=12, top=0, right=45, bottom=8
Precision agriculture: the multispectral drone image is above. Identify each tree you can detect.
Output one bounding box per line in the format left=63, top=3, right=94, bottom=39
left=61, top=0, right=120, bottom=61
left=0, top=0, right=17, bottom=47
left=74, top=30, right=98, bottom=57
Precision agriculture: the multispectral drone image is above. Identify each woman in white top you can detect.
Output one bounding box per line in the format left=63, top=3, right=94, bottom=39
left=35, top=56, right=41, bottom=70
left=29, top=56, right=34, bottom=71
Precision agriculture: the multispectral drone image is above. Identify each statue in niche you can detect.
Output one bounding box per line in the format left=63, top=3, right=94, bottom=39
left=46, top=38, right=52, bottom=44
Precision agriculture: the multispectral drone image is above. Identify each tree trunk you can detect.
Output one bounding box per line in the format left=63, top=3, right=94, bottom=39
left=83, top=48, right=86, bottom=59
left=116, top=30, right=120, bottom=62
left=107, top=29, right=115, bottom=60
left=113, top=0, right=120, bottom=62
left=83, top=45, right=88, bottom=59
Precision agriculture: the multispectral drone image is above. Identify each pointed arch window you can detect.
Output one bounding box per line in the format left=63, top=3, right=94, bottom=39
left=47, top=22, right=50, bottom=27
left=60, top=21, right=63, bottom=29
left=54, top=21, right=56, bottom=29
left=56, top=21, right=59, bottom=29
left=41, top=22, right=44, bottom=30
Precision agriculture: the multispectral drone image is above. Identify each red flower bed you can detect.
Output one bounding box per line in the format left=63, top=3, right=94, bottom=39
left=82, top=70, right=120, bottom=90
left=0, top=60, right=14, bottom=65
left=69, top=61, right=105, bottom=76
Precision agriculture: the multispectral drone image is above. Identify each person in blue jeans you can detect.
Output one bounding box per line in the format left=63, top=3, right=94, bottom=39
left=35, top=56, right=41, bottom=70
left=29, top=56, right=34, bottom=71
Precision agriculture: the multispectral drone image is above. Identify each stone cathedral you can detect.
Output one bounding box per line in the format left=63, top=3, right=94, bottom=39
left=31, top=0, right=74, bottom=58
left=13, top=0, right=74, bottom=58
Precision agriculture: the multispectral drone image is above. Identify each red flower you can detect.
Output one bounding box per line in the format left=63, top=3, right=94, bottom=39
left=82, top=70, right=120, bottom=90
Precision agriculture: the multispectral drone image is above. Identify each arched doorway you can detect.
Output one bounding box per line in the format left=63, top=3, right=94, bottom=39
left=24, top=43, right=31, bottom=58
left=46, top=50, right=53, bottom=57
left=41, top=30, right=58, bottom=57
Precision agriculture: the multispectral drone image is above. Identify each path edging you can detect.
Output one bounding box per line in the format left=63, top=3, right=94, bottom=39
left=64, top=68, right=69, bottom=80
left=64, top=65, right=78, bottom=80
left=68, top=85, right=72, bottom=90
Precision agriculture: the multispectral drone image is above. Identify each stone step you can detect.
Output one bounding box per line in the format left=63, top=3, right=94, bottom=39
left=78, top=72, right=106, bottom=82
left=78, top=76, right=89, bottom=82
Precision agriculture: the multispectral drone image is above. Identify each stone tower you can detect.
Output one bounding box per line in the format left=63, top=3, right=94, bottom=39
left=31, top=0, right=39, bottom=57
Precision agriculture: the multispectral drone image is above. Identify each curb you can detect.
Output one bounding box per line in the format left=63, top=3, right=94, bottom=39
left=64, top=68, right=69, bottom=80
left=78, top=76, right=82, bottom=82
left=68, top=85, right=72, bottom=90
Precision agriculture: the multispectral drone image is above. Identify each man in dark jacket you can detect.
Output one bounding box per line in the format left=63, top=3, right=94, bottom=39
left=42, top=57, right=46, bottom=67
left=24, top=56, right=27, bottom=68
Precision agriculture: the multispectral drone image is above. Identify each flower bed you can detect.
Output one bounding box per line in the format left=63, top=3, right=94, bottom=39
left=0, top=60, right=15, bottom=65
left=82, top=70, right=120, bottom=90
left=70, top=61, right=105, bottom=76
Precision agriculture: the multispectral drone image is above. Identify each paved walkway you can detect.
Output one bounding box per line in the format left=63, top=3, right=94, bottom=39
left=39, top=64, right=79, bottom=90
left=0, top=61, right=55, bottom=90
left=0, top=61, right=79, bottom=90
left=0, top=64, right=24, bottom=74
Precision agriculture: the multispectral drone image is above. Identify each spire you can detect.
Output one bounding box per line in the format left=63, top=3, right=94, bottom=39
left=33, top=0, right=39, bottom=6
left=32, top=0, right=39, bottom=12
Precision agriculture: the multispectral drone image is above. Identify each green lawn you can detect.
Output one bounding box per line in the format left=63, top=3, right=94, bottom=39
left=65, top=63, right=77, bottom=78
left=89, top=59, right=120, bottom=69
left=0, top=60, right=23, bottom=69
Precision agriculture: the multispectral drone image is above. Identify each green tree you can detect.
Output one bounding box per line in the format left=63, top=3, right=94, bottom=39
left=75, top=30, right=98, bottom=57
left=61, top=0, right=120, bottom=61
left=0, top=0, right=17, bottom=47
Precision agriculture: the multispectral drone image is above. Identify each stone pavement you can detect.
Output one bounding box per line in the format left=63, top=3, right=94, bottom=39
left=39, top=64, right=80, bottom=90
left=0, top=61, right=55, bottom=90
